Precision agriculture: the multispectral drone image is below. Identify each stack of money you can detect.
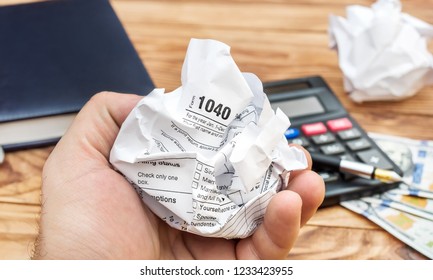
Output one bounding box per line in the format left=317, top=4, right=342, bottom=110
left=341, top=133, right=433, bottom=259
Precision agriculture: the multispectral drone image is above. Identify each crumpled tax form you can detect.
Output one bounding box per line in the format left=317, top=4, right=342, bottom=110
left=329, top=0, right=433, bottom=102
left=109, top=39, right=307, bottom=239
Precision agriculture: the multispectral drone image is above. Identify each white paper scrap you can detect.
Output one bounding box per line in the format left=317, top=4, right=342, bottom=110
left=109, top=39, right=307, bottom=239
left=329, top=0, right=433, bottom=102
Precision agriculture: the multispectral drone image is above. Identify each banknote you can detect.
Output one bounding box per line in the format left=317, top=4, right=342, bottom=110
left=341, top=133, right=433, bottom=259
left=361, top=194, right=433, bottom=221
left=342, top=199, right=433, bottom=259
left=371, top=132, right=433, bottom=197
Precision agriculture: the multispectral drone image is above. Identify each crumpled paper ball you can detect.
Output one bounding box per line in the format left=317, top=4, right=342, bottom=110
left=329, top=0, right=433, bottom=102
left=109, top=39, right=307, bottom=239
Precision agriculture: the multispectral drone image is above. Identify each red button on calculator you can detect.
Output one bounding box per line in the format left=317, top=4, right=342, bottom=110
left=327, top=117, right=353, bottom=132
left=301, top=122, right=327, bottom=136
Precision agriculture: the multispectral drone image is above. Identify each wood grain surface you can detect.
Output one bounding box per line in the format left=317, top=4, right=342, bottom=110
left=1, top=0, right=433, bottom=259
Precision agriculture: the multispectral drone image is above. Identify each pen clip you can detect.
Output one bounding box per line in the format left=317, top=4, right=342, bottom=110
left=0, top=146, right=4, bottom=164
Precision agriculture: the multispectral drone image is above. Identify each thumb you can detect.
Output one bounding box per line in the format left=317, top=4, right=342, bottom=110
left=235, top=190, right=302, bottom=259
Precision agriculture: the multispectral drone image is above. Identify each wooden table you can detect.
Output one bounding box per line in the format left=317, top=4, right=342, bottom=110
left=1, top=0, right=432, bottom=260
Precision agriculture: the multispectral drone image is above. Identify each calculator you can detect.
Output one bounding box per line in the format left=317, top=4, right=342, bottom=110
left=263, top=76, right=403, bottom=207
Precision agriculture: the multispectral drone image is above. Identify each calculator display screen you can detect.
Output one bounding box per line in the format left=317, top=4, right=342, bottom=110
left=270, top=96, right=325, bottom=118
left=264, top=81, right=311, bottom=94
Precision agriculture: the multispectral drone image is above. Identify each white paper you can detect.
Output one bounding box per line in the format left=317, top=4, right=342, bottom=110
left=329, top=0, right=433, bottom=102
left=109, top=39, right=307, bottom=239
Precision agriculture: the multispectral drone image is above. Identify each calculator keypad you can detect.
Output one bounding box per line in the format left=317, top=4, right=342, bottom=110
left=337, top=128, right=361, bottom=140
left=311, top=133, right=336, bottom=145
left=287, top=117, right=394, bottom=182
left=326, top=118, right=352, bottom=132
left=357, top=149, right=394, bottom=170
left=320, top=142, right=345, bottom=155
left=301, top=122, right=327, bottom=136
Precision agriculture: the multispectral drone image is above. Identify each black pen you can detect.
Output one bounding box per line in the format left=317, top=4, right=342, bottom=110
left=310, top=152, right=405, bottom=184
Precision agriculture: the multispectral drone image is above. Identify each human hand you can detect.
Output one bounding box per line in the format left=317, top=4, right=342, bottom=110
left=34, top=92, right=325, bottom=260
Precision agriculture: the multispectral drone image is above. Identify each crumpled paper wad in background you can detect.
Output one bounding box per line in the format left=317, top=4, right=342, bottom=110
left=110, top=39, right=307, bottom=239
left=329, top=0, right=433, bottom=102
